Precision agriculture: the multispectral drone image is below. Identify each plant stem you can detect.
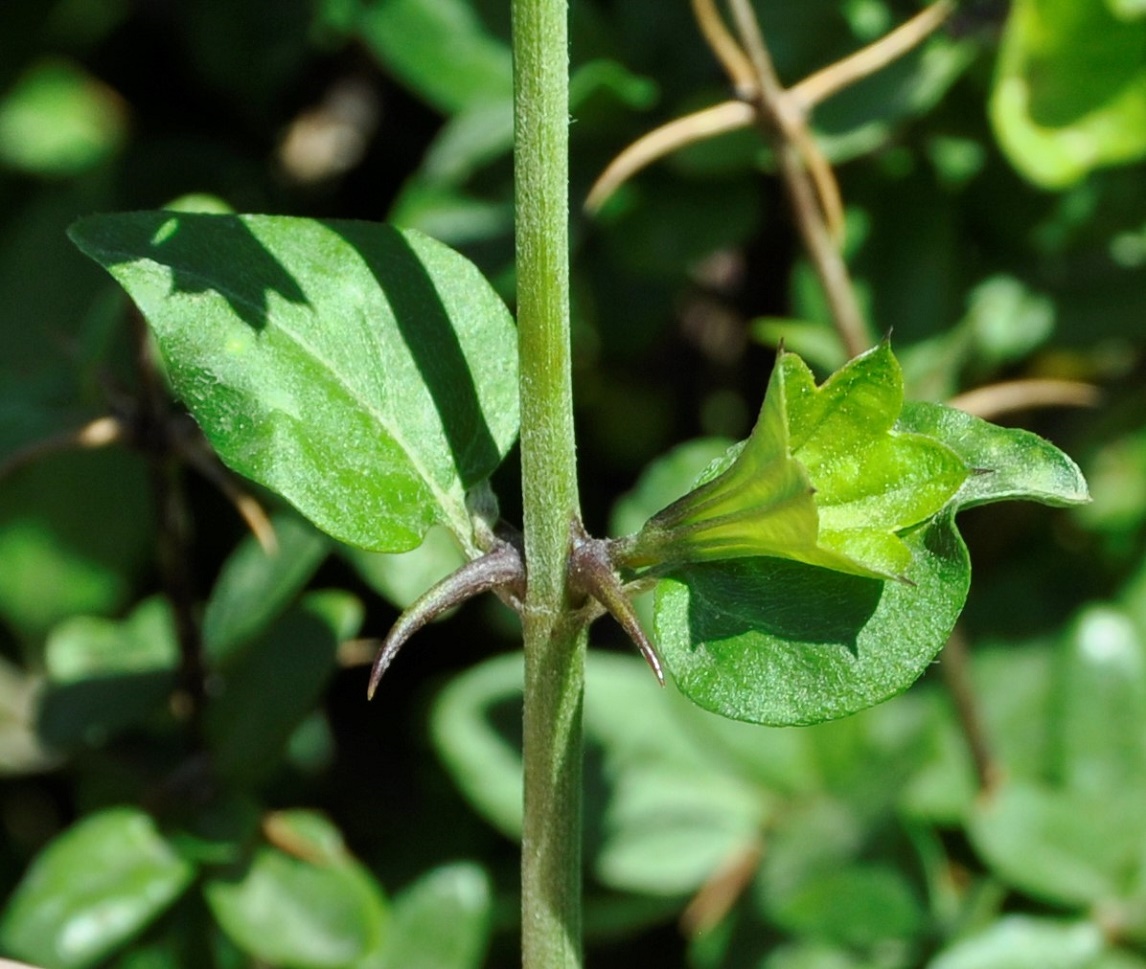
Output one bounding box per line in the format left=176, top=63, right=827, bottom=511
left=130, top=310, right=207, bottom=731
left=512, top=0, right=585, bottom=965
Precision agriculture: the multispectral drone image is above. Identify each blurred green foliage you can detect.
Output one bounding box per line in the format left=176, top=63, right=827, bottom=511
left=0, top=0, right=1144, bottom=967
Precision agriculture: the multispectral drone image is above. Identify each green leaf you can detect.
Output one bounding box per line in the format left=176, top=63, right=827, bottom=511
left=1056, top=606, right=1146, bottom=798
left=990, top=0, right=1146, bottom=187
left=897, top=401, right=1090, bottom=510
left=430, top=653, right=525, bottom=840
left=0, top=807, right=194, bottom=969
left=375, top=863, right=492, bottom=969
left=761, top=943, right=871, bottom=969
left=593, top=764, right=765, bottom=896
left=38, top=596, right=178, bottom=748
left=431, top=652, right=768, bottom=894
left=206, top=590, right=362, bottom=785
left=653, top=511, right=969, bottom=725
left=968, top=780, right=1144, bottom=906
left=766, top=863, right=925, bottom=949
left=203, top=512, right=329, bottom=663
left=342, top=525, right=467, bottom=611
left=68, top=212, right=519, bottom=554
left=0, top=448, right=152, bottom=639
left=352, top=0, right=512, bottom=115
left=624, top=345, right=967, bottom=581
left=928, top=917, right=1107, bottom=969
left=0, top=58, right=126, bottom=176
left=204, top=811, right=388, bottom=969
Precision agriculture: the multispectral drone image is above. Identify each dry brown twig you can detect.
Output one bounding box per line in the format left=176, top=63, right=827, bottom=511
left=948, top=378, right=1102, bottom=419
left=0, top=415, right=125, bottom=481
left=939, top=373, right=1099, bottom=799
left=585, top=0, right=955, bottom=358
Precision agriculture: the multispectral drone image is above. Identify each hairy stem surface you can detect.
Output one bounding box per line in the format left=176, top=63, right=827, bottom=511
left=512, top=0, right=585, bottom=965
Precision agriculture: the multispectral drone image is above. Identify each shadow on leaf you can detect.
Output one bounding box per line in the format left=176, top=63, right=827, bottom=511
left=681, top=557, right=883, bottom=657
left=111, top=213, right=310, bottom=330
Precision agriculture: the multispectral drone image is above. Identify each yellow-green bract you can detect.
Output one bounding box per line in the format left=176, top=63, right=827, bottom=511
left=618, top=343, right=968, bottom=581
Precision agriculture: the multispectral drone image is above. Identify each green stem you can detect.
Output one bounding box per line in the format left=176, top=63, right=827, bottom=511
left=512, top=0, right=585, bottom=966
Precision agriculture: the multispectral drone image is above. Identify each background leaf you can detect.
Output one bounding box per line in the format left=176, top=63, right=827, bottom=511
left=928, top=917, right=1107, bottom=969
left=202, top=511, right=329, bottom=663
left=204, top=810, right=388, bottom=969
left=38, top=595, right=178, bottom=748
left=206, top=590, right=362, bottom=785
left=375, top=862, right=492, bottom=969
left=0, top=808, right=193, bottom=969
left=991, top=0, right=1146, bottom=187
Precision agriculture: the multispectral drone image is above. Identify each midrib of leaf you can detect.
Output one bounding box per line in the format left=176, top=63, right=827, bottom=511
left=127, top=249, right=476, bottom=552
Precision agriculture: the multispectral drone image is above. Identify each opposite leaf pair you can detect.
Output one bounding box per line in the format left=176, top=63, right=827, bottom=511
left=68, top=212, right=1088, bottom=728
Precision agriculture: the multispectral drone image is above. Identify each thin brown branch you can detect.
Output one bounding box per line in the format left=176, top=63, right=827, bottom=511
left=791, top=0, right=955, bottom=110
left=173, top=427, right=278, bottom=554
left=129, top=311, right=207, bottom=727
left=584, top=100, right=754, bottom=212
left=690, top=0, right=757, bottom=94
left=726, top=0, right=870, bottom=355
left=948, top=379, right=1102, bottom=420
left=941, top=626, right=1001, bottom=799
left=727, top=0, right=783, bottom=92
left=680, top=839, right=763, bottom=936
left=0, top=415, right=125, bottom=480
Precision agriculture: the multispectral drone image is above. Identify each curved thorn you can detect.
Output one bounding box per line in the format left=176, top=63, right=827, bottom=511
left=368, top=539, right=525, bottom=699
left=569, top=525, right=665, bottom=686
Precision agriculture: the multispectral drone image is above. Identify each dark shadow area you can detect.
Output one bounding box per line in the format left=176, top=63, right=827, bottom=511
left=38, top=671, right=178, bottom=749
left=74, top=212, right=310, bottom=331
left=326, top=221, right=502, bottom=484
left=682, top=557, right=884, bottom=657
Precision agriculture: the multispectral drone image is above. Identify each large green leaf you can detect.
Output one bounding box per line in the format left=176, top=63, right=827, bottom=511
left=68, top=212, right=519, bottom=554
left=204, top=810, right=388, bottom=969
left=647, top=347, right=1089, bottom=726
left=653, top=511, right=970, bottom=725
left=0, top=808, right=194, bottom=969
left=991, top=0, right=1146, bottom=187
